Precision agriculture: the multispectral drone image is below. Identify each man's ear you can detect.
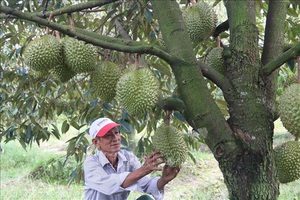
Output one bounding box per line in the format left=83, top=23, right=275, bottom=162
left=92, top=138, right=98, bottom=145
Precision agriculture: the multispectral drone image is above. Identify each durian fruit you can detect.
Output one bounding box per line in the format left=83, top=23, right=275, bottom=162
left=278, top=84, right=300, bottom=138
left=274, top=141, right=300, bottom=183
left=62, top=37, right=97, bottom=73
left=91, top=61, right=122, bottom=102
left=206, top=47, right=226, bottom=74
left=182, top=1, right=217, bottom=43
left=51, top=64, right=77, bottom=83
left=152, top=124, right=188, bottom=167
left=24, top=35, right=63, bottom=71
left=116, top=68, right=160, bottom=116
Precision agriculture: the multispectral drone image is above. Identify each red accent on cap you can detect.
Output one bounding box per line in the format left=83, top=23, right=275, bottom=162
left=96, top=122, right=121, bottom=137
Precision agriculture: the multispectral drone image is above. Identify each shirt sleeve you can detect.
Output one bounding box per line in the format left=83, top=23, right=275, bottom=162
left=84, top=155, right=130, bottom=195
left=123, top=152, right=164, bottom=200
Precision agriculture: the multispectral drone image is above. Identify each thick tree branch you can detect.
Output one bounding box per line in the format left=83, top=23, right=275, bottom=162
left=260, top=1, right=287, bottom=120
left=199, top=62, right=236, bottom=104
left=0, top=13, right=12, bottom=19
left=0, top=5, right=173, bottom=63
left=261, top=1, right=287, bottom=65
left=262, top=42, right=300, bottom=76
left=151, top=0, right=238, bottom=159
left=212, top=20, right=229, bottom=38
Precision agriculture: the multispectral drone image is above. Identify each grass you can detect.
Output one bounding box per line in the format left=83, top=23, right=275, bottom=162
left=1, top=119, right=300, bottom=200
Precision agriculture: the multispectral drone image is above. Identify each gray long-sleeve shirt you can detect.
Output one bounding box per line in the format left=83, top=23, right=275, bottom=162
left=84, top=149, right=164, bottom=200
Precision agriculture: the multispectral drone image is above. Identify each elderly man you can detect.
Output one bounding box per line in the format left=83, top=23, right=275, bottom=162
left=84, top=117, right=180, bottom=200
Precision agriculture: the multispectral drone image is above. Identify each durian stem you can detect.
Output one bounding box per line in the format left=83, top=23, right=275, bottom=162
left=54, top=30, right=61, bottom=40
left=217, top=36, right=221, bottom=48
left=127, top=53, right=132, bottom=65
left=45, top=13, right=54, bottom=35
left=297, top=56, right=300, bottom=84
left=135, top=54, right=141, bottom=70
left=112, top=106, right=122, bottom=122
left=185, top=0, right=196, bottom=8
left=106, top=50, right=111, bottom=61
left=165, top=110, right=172, bottom=126
left=295, top=136, right=299, bottom=141
left=68, top=13, right=75, bottom=32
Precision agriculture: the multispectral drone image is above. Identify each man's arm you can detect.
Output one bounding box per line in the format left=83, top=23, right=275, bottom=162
left=84, top=155, right=130, bottom=195
left=121, top=151, right=164, bottom=188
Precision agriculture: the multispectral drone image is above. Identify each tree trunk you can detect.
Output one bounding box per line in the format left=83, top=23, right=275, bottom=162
left=219, top=145, right=279, bottom=199
left=153, top=0, right=281, bottom=199
left=220, top=1, right=283, bottom=199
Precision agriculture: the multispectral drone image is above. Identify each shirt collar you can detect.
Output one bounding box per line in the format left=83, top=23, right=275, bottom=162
left=97, top=150, right=128, bottom=167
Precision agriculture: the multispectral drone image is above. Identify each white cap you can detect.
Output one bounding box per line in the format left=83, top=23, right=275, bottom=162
left=89, top=118, right=121, bottom=138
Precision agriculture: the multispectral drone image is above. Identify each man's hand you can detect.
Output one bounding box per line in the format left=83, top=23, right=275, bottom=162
left=142, top=151, right=165, bottom=173
left=162, top=165, right=180, bottom=183
left=157, top=165, right=180, bottom=190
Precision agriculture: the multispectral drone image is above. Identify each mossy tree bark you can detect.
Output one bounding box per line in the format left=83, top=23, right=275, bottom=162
left=152, top=0, right=287, bottom=199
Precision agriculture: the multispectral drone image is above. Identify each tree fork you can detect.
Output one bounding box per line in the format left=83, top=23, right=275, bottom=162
left=150, top=0, right=240, bottom=162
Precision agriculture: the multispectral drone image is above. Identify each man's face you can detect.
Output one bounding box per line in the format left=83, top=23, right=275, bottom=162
left=94, top=127, right=121, bottom=153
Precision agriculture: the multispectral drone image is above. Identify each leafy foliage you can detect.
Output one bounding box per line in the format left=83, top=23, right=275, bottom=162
left=1, top=0, right=300, bottom=191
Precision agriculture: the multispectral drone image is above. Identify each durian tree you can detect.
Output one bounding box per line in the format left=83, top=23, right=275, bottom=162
left=1, top=0, right=300, bottom=199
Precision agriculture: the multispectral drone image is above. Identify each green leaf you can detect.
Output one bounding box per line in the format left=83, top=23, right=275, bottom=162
left=287, top=7, right=299, bottom=17
left=187, top=151, right=196, bottom=164
left=70, top=120, right=81, bottom=130
left=212, top=0, right=222, bottom=7
left=61, top=120, right=70, bottom=134
left=51, top=124, right=61, bottom=139
left=173, top=111, right=186, bottom=122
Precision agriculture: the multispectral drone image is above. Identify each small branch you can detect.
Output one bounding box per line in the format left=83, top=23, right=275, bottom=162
left=262, top=42, right=300, bottom=76
left=114, top=19, right=131, bottom=40
left=36, top=0, right=120, bottom=18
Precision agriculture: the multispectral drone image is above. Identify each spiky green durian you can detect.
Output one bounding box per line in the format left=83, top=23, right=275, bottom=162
left=278, top=84, right=300, bottom=138
left=206, top=47, right=226, bottom=74
left=24, top=35, right=63, bottom=71
left=116, top=68, right=160, bottom=116
left=152, top=124, right=188, bottom=167
left=51, top=64, right=77, bottom=83
left=62, top=37, right=97, bottom=73
left=274, top=141, right=300, bottom=183
left=182, top=1, right=217, bottom=43
left=91, top=61, right=122, bottom=102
